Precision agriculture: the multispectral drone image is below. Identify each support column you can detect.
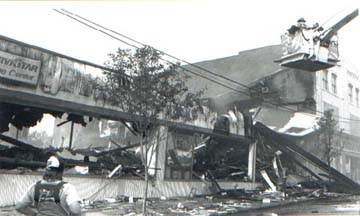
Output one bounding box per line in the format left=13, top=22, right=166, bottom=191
left=242, top=110, right=256, bottom=182
left=248, top=141, right=257, bottom=182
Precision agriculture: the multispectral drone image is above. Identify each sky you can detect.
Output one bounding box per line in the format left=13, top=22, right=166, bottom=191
left=1, top=0, right=359, bottom=135
left=0, top=0, right=359, bottom=66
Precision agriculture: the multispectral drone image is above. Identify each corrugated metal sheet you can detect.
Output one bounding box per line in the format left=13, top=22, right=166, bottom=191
left=0, top=173, right=260, bottom=207
left=0, top=173, right=41, bottom=207
left=0, top=173, right=122, bottom=207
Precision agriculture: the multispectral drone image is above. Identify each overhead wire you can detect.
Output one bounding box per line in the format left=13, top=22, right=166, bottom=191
left=54, top=9, right=288, bottom=103
left=53, top=9, right=250, bottom=96
left=55, top=8, right=360, bottom=123
left=60, top=9, right=251, bottom=90
left=54, top=9, right=360, bottom=124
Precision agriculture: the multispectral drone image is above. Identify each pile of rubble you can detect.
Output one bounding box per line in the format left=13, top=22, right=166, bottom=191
left=77, top=186, right=352, bottom=216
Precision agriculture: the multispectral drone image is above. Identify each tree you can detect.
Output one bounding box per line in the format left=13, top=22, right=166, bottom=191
left=103, top=46, right=203, bottom=215
left=317, top=109, right=344, bottom=180
left=28, top=131, right=53, bottom=149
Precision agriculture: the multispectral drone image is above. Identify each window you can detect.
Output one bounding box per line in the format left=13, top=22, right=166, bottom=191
left=356, top=88, right=359, bottom=107
left=331, top=74, right=337, bottom=94
left=322, top=70, right=329, bottom=90
left=349, top=83, right=353, bottom=103
left=165, top=132, right=194, bottom=180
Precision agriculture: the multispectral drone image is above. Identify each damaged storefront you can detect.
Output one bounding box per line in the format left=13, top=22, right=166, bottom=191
left=0, top=10, right=360, bottom=213
left=0, top=34, right=260, bottom=207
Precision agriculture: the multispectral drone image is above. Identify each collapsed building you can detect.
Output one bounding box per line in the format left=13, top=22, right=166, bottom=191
left=180, top=9, right=360, bottom=193
left=0, top=9, right=360, bottom=207
left=0, top=34, right=260, bottom=207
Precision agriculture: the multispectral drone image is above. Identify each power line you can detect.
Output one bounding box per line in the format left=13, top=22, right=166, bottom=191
left=53, top=9, right=139, bottom=50
left=302, top=106, right=360, bottom=123
left=54, top=9, right=360, bottom=123
left=55, top=8, right=360, bottom=123
left=54, top=9, right=275, bottom=100
left=53, top=9, right=249, bottom=96
left=60, top=9, right=250, bottom=90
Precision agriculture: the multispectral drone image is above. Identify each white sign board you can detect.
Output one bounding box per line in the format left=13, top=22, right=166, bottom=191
left=0, top=50, right=41, bottom=86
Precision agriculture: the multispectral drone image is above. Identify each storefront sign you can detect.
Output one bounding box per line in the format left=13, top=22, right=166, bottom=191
left=0, top=50, right=41, bottom=86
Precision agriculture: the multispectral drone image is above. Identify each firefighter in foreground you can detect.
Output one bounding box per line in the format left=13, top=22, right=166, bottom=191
left=15, top=156, right=82, bottom=216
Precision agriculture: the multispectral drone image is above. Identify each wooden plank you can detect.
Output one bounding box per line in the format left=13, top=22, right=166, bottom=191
left=289, top=155, right=323, bottom=181
left=0, top=156, right=45, bottom=169
left=0, top=133, right=40, bottom=152
left=254, top=122, right=360, bottom=193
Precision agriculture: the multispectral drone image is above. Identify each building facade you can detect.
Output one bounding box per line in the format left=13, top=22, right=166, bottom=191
left=314, top=63, right=360, bottom=181
left=187, top=44, right=360, bottom=182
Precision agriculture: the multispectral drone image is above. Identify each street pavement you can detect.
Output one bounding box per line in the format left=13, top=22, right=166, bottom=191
left=1, top=196, right=360, bottom=215
left=240, top=197, right=360, bottom=216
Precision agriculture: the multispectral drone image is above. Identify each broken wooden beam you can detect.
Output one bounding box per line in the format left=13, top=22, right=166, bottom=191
left=0, top=156, right=45, bottom=169
left=95, top=142, right=141, bottom=157
left=254, top=122, right=360, bottom=194
left=0, top=133, right=42, bottom=152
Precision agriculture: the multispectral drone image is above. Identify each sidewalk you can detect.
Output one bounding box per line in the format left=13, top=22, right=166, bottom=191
left=2, top=195, right=348, bottom=216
